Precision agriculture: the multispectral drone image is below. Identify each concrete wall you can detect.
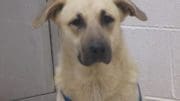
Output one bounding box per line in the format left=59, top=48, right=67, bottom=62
left=123, top=0, right=180, bottom=100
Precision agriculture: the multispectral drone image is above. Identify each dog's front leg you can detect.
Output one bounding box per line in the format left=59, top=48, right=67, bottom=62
left=56, top=89, right=65, bottom=101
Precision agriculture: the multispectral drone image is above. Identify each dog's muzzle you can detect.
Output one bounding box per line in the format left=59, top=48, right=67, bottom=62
left=78, top=40, right=112, bottom=66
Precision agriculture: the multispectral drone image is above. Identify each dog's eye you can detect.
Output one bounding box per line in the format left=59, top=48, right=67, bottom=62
left=100, top=10, right=114, bottom=26
left=69, top=14, right=86, bottom=29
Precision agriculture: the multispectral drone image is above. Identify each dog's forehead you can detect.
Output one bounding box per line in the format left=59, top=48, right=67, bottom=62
left=60, top=0, right=119, bottom=21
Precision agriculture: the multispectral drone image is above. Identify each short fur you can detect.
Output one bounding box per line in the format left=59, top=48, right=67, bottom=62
left=33, top=0, right=147, bottom=101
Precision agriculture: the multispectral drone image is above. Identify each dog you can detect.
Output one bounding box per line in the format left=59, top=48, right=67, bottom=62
left=33, top=0, right=147, bottom=100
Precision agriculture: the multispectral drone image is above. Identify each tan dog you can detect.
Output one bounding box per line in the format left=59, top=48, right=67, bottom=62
left=33, top=0, right=147, bottom=101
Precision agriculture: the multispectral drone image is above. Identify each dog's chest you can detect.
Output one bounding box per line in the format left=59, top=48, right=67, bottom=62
left=63, top=84, right=103, bottom=101
left=56, top=60, right=137, bottom=101
left=73, top=83, right=103, bottom=101
left=60, top=74, right=122, bottom=101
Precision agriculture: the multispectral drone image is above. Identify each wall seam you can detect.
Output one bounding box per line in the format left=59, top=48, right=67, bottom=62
left=122, top=25, right=180, bottom=31
left=169, top=34, right=176, bottom=98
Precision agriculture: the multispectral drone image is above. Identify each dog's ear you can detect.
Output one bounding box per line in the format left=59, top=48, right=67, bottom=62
left=33, top=0, right=65, bottom=28
left=114, top=0, right=147, bottom=21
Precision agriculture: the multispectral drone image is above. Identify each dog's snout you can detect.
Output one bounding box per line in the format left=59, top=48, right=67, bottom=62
left=89, top=42, right=106, bottom=56
left=79, top=40, right=112, bottom=66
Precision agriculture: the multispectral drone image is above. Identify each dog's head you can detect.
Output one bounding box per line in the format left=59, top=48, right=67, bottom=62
left=33, top=0, right=147, bottom=66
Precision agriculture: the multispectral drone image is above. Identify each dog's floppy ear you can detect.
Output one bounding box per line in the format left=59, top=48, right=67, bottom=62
left=114, top=0, right=147, bottom=21
left=33, top=0, right=65, bottom=28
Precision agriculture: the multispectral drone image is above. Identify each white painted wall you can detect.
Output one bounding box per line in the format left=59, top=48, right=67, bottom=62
left=123, top=0, right=180, bottom=100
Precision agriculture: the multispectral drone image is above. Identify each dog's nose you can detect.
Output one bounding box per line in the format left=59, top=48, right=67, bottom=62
left=88, top=41, right=107, bottom=59
left=89, top=42, right=105, bottom=56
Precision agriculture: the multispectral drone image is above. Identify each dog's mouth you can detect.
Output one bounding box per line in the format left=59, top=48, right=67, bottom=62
left=78, top=54, right=111, bottom=66
left=78, top=48, right=112, bottom=66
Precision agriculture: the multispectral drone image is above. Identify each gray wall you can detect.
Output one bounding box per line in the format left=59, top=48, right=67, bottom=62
left=123, top=0, right=180, bottom=100
left=0, top=0, right=55, bottom=100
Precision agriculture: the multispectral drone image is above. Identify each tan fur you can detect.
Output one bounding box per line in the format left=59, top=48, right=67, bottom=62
left=33, top=0, right=147, bottom=100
